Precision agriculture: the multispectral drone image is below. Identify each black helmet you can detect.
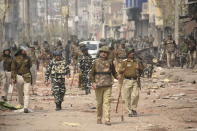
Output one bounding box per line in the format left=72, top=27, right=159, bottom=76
left=81, top=46, right=88, bottom=52
left=53, top=51, right=62, bottom=56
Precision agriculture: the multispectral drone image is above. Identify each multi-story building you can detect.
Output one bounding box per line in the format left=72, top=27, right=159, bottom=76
left=102, top=0, right=124, bottom=39
left=78, top=0, right=90, bottom=39
left=124, top=0, right=148, bottom=38
left=89, top=0, right=103, bottom=40
left=4, top=0, right=20, bottom=42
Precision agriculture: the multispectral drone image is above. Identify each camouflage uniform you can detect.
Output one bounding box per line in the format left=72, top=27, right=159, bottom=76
left=78, top=49, right=93, bottom=94
left=0, top=49, right=12, bottom=101
left=119, top=48, right=144, bottom=117
left=115, top=45, right=127, bottom=72
left=164, top=36, right=177, bottom=68
left=11, top=48, right=32, bottom=113
left=89, top=46, right=118, bottom=125
left=115, top=45, right=127, bottom=94
left=45, top=55, right=70, bottom=110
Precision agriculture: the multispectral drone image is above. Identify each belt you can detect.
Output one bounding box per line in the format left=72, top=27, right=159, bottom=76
left=124, top=77, right=137, bottom=80
left=118, top=57, right=126, bottom=59
left=95, top=72, right=111, bottom=75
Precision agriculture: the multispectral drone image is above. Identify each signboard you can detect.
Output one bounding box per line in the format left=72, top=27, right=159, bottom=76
left=125, top=0, right=148, bottom=9
left=62, top=6, right=69, bottom=17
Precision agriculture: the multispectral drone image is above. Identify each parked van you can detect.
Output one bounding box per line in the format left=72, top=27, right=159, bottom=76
left=79, top=41, right=101, bottom=58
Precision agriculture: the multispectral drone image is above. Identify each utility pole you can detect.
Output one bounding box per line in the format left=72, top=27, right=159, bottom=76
left=101, top=1, right=105, bottom=39
left=21, top=0, right=30, bottom=43
left=22, top=0, right=26, bottom=42
left=75, top=0, right=78, bottom=38
left=61, top=0, right=69, bottom=45
left=1, top=0, right=8, bottom=43
left=45, top=0, right=49, bottom=40
left=26, top=0, right=30, bottom=43
left=65, top=0, right=69, bottom=43
left=60, top=0, right=63, bottom=39
left=175, top=0, right=179, bottom=45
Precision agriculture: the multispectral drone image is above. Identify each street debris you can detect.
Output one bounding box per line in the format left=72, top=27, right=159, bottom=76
left=63, top=122, right=80, bottom=127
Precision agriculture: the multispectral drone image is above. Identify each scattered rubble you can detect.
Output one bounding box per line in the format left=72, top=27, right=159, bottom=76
left=63, top=122, right=80, bottom=127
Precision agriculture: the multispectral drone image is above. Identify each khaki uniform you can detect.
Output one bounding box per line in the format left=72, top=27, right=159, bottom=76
left=108, top=49, right=115, bottom=62
left=0, top=54, right=12, bottom=100
left=71, top=44, right=82, bottom=73
left=115, top=47, right=127, bottom=94
left=119, top=59, right=143, bottom=114
left=89, top=58, right=117, bottom=122
left=71, top=44, right=82, bottom=63
left=188, top=39, right=197, bottom=68
left=115, top=47, right=127, bottom=70
left=11, top=54, right=32, bottom=109
left=164, top=39, right=176, bottom=67
left=30, top=50, right=38, bottom=86
left=149, top=36, right=154, bottom=47
left=40, top=50, right=52, bottom=77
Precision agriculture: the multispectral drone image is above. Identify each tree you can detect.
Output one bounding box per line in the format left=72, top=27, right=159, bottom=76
left=0, top=0, right=9, bottom=43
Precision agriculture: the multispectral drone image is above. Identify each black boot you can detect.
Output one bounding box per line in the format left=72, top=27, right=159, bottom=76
left=24, top=108, right=29, bottom=113
left=55, top=103, right=61, bottom=111
left=1, top=96, right=7, bottom=101
left=59, top=102, right=62, bottom=110
left=85, top=88, right=91, bottom=95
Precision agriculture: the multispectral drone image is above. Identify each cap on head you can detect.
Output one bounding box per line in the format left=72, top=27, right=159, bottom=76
left=20, top=46, right=29, bottom=51
left=53, top=51, right=62, bottom=56
left=81, top=46, right=88, bottom=52
left=3, top=48, right=11, bottom=54
left=99, top=46, right=109, bottom=53
left=126, top=48, right=135, bottom=55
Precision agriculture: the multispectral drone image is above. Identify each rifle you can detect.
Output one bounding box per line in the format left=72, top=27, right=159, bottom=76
left=115, top=87, right=124, bottom=121
left=115, top=89, right=121, bottom=113
left=115, top=75, right=124, bottom=121
left=137, top=77, right=141, bottom=90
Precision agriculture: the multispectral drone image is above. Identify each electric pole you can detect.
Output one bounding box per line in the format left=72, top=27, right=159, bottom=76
left=65, top=0, right=69, bottom=44
left=22, top=0, right=30, bottom=43
left=45, top=0, right=49, bottom=40
left=60, top=0, right=63, bottom=40
left=175, top=0, right=179, bottom=45
left=26, top=0, right=30, bottom=43
left=75, top=0, right=78, bottom=38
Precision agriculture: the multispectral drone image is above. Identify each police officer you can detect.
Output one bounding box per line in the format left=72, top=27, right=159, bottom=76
left=0, top=48, right=12, bottom=101
left=71, top=41, right=82, bottom=73
left=78, top=46, right=92, bottom=95
left=179, top=37, right=189, bottom=68
left=40, top=48, right=52, bottom=78
left=29, top=47, right=38, bottom=94
left=164, top=35, right=177, bottom=68
left=11, top=46, right=32, bottom=113
left=115, top=42, right=127, bottom=97
left=149, top=34, right=155, bottom=47
left=45, top=51, right=70, bottom=111
left=89, top=46, right=118, bottom=125
left=119, top=48, right=144, bottom=117
left=187, top=36, right=197, bottom=68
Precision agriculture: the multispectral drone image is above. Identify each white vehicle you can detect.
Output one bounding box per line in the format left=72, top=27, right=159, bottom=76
left=79, top=41, right=101, bottom=58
